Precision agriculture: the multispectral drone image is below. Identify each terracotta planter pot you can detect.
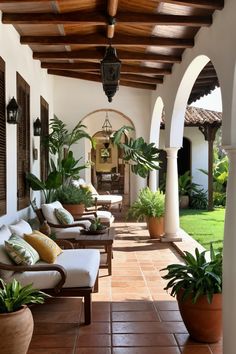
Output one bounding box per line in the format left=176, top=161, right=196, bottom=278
left=147, top=216, right=164, bottom=239
left=0, top=305, right=34, bottom=354
left=177, top=291, right=222, bottom=343
left=63, top=203, right=85, bottom=217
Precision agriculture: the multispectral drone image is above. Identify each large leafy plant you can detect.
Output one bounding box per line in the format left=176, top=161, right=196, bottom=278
left=128, top=187, right=165, bottom=220
left=178, top=171, right=199, bottom=197
left=161, top=245, right=222, bottom=304
left=0, top=279, right=47, bottom=313
left=112, top=126, right=160, bottom=178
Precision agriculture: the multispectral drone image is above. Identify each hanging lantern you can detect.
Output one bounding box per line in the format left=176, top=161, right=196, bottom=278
left=7, top=97, right=21, bottom=124
left=101, top=45, right=121, bottom=102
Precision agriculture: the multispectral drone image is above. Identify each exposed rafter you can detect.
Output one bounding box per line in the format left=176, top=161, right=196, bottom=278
left=47, top=69, right=157, bottom=90
left=0, top=0, right=224, bottom=9
left=41, top=62, right=171, bottom=75
left=34, top=50, right=181, bottom=63
left=21, top=34, right=194, bottom=48
left=2, top=12, right=212, bottom=27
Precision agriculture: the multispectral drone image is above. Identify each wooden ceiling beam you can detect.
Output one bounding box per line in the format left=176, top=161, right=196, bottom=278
left=120, top=74, right=163, bottom=84
left=47, top=69, right=156, bottom=90
left=34, top=50, right=181, bottom=63
left=21, top=34, right=193, bottom=48
left=0, top=0, right=224, bottom=9
left=2, top=12, right=212, bottom=27
left=41, top=62, right=171, bottom=74
left=159, top=0, right=224, bottom=10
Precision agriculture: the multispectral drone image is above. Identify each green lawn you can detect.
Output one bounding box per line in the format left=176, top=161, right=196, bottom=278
left=179, top=208, right=225, bottom=250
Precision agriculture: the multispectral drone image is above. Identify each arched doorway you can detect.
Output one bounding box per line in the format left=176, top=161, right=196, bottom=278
left=178, top=137, right=191, bottom=176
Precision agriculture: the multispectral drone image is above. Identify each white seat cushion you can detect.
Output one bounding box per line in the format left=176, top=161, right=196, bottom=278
left=42, top=201, right=64, bottom=224
left=51, top=225, right=90, bottom=240
left=9, top=219, right=32, bottom=237
left=82, top=211, right=114, bottom=225
left=94, top=195, right=123, bottom=204
left=13, top=249, right=100, bottom=289
left=0, top=225, right=11, bottom=245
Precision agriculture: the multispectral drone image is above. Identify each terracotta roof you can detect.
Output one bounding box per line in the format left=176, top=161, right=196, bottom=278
left=161, top=106, right=222, bottom=127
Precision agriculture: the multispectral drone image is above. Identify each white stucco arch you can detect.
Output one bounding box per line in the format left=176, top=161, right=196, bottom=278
left=149, top=96, right=164, bottom=146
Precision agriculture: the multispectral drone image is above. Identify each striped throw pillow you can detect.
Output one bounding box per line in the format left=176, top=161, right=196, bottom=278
left=5, top=234, right=40, bottom=265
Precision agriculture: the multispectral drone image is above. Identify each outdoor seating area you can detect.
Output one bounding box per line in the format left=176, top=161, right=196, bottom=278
left=24, top=217, right=222, bottom=353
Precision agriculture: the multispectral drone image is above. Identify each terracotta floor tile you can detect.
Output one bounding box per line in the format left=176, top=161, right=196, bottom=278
left=76, top=348, right=111, bottom=354
left=159, top=310, right=182, bottom=322
left=93, top=311, right=111, bottom=322
left=77, top=334, right=111, bottom=347
left=112, top=276, right=144, bottom=282
left=79, top=322, right=111, bottom=334
left=33, top=323, right=78, bottom=335
left=112, top=321, right=187, bottom=334
left=112, top=281, right=146, bottom=287
left=112, top=333, right=177, bottom=347
left=30, top=334, right=76, bottom=348
left=112, top=287, right=150, bottom=295
left=175, top=334, right=206, bottom=347
left=111, top=293, right=152, bottom=301
left=32, top=311, right=80, bottom=323
left=154, top=301, right=179, bottom=311
left=209, top=344, right=223, bottom=354
left=112, top=311, right=159, bottom=322
left=113, top=348, right=181, bottom=354
left=180, top=345, right=212, bottom=353
left=92, top=302, right=111, bottom=312
left=28, top=349, right=74, bottom=354
left=112, top=301, right=154, bottom=312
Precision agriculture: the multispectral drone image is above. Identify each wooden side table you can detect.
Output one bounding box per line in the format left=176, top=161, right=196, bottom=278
left=74, top=227, right=115, bottom=275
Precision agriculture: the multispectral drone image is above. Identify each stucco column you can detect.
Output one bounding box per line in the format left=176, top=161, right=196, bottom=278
left=222, top=146, right=236, bottom=354
left=162, top=147, right=182, bottom=242
left=149, top=170, right=157, bottom=192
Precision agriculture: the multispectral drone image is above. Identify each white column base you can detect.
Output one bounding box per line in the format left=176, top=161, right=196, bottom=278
left=161, top=233, right=182, bottom=242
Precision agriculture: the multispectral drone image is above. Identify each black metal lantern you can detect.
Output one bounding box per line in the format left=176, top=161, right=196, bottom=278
left=101, top=45, right=121, bottom=102
left=33, top=117, right=42, bottom=136
left=102, top=112, right=112, bottom=136
left=7, top=97, right=21, bottom=124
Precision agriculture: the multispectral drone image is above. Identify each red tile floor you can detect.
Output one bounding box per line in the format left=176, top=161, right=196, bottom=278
left=29, top=220, right=223, bottom=354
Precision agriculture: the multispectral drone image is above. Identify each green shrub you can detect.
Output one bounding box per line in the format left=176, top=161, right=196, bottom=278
left=190, top=189, right=208, bottom=210
left=213, top=192, right=226, bottom=207
left=127, top=187, right=165, bottom=221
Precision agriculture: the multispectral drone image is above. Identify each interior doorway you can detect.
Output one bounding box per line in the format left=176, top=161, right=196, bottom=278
left=91, top=131, right=130, bottom=205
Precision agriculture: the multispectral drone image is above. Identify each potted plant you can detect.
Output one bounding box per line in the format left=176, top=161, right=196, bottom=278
left=55, top=183, right=93, bottom=217
left=0, top=278, right=47, bottom=354
left=178, top=171, right=199, bottom=208
left=161, top=245, right=222, bottom=343
left=128, top=187, right=165, bottom=238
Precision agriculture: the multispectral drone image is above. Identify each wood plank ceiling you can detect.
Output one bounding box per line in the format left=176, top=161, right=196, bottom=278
left=0, top=0, right=223, bottom=103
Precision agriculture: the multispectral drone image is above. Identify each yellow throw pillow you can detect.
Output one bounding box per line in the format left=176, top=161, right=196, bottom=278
left=24, top=230, right=62, bottom=263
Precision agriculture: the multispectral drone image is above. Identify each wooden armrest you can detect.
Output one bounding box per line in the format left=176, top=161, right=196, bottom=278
left=56, top=239, right=74, bottom=249
left=0, top=262, right=66, bottom=293
left=48, top=222, right=86, bottom=229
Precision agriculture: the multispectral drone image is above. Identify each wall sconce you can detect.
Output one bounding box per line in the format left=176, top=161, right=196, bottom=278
left=6, top=97, right=21, bottom=124
left=33, top=117, right=41, bottom=136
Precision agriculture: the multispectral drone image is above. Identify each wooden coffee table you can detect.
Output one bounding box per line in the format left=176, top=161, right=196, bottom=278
left=75, top=227, right=115, bottom=275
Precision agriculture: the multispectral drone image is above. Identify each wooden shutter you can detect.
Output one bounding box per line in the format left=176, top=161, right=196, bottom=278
left=0, top=58, right=6, bottom=215
left=40, top=96, right=49, bottom=181
left=17, top=73, right=30, bottom=210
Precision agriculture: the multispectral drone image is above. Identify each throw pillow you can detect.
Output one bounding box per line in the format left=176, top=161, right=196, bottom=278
left=9, top=219, right=33, bottom=238
left=5, top=234, right=40, bottom=265
left=41, top=201, right=64, bottom=224
left=0, top=225, right=12, bottom=245
left=54, top=207, right=74, bottom=225
left=24, top=231, right=62, bottom=263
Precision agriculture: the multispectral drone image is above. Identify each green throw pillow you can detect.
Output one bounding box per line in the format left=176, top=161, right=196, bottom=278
left=5, top=234, right=40, bottom=265
left=54, top=207, right=74, bottom=225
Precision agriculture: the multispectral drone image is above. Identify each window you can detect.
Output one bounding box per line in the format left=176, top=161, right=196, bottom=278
left=17, top=73, right=30, bottom=210
left=0, top=57, right=6, bottom=215
left=40, top=96, right=49, bottom=181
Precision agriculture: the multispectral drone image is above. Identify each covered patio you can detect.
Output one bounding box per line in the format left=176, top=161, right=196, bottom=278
left=0, top=0, right=235, bottom=353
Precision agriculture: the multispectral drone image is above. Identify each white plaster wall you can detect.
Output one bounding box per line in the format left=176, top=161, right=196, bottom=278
left=159, top=127, right=208, bottom=191
left=53, top=77, right=151, bottom=201
left=0, top=13, right=54, bottom=225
